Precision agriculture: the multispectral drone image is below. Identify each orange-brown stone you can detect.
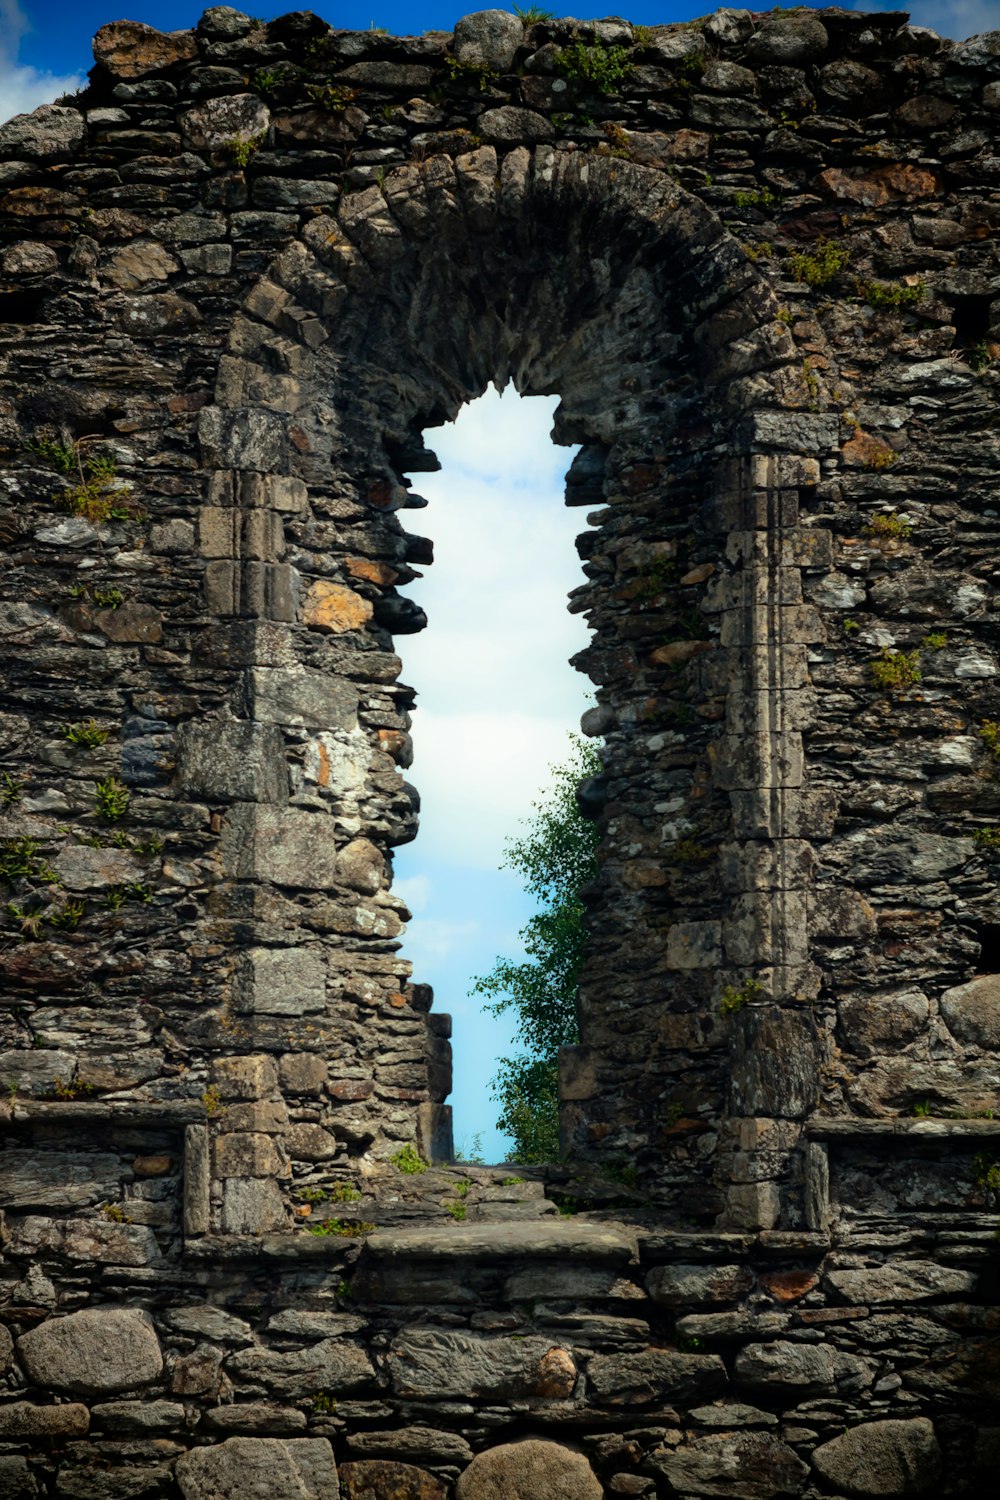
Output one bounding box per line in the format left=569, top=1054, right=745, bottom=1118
left=649, top=640, right=713, bottom=667
left=302, top=580, right=373, bottom=633
left=761, top=1269, right=820, bottom=1303
left=817, top=163, right=942, bottom=206
left=532, top=1346, right=577, bottom=1398
left=340, top=1461, right=446, bottom=1500
left=93, top=21, right=198, bottom=80
left=132, top=1155, right=173, bottom=1177
left=345, top=557, right=398, bottom=585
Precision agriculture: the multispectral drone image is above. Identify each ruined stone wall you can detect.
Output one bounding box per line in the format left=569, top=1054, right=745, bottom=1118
left=1, top=6, right=1000, bottom=1497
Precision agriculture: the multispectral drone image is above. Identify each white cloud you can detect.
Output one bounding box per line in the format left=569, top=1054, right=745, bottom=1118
left=397, top=385, right=595, bottom=873
left=393, top=872, right=430, bottom=914
left=399, top=916, right=481, bottom=966
left=847, top=0, right=1000, bottom=38
left=0, top=0, right=86, bottom=127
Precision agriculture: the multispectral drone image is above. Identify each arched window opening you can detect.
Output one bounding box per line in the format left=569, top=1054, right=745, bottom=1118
left=391, top=385, right=592, bottom=1164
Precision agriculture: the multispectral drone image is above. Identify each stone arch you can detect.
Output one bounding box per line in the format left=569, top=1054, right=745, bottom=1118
left=195, top=144, right=835, bottom=1224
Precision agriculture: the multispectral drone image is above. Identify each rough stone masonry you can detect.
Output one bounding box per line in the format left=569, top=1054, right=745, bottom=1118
left=0, top=5, right=999, bottom=1496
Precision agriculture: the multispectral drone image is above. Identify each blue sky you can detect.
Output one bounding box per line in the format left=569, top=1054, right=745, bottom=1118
left=2, top=1, right=998, bottom=123
left=3, top=0, right=997, bottom=1156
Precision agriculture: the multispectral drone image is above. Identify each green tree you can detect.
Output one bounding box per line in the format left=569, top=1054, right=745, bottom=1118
left=471, top=736, right=602, bottom=1162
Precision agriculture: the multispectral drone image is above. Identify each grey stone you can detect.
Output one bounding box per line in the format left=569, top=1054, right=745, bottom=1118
left=228, top=1339, right=376, bottom=1398
left=221, top=1177, right=287, bottom=1234
left=199, top=7, right=255, bottom=39
left=730, top=1008, right=819, bottom=1119
left=165, top=1306, right=254, bottom=1343
left=249, top=667, right=359, bottom=730
left=0, top=1456, right=39, bottom=1499
left=0, top=1322, right=13, bottom=1372
left=647, top=1264, right=753, bottom=1307
left=389, top=1329, right=576, bottom=1400
left=745, top=17, right=829, bottom=64
left=175, top=720, right=289, bottom=802
left=348, top=1427, right=473, bottom=1465
left=0, top=1149, right=126, bottom=1210
left=0, top=105, right=84, bottom=160
left=734, top=1340, right=875, bottom=1398
left=367, top=1221, right=635, bottom=1262
left=90, top=1399, right=186, bottom=1432
left=10, top=1216, right=160, bottom=1268
left=53, top=844, right=146, bottom=892
left=839, top=992, right=929, bottom=1056
left=180, top=94, right=270, bottom=151
left=221, top=804, right=340, bottom=887
left=811, top=1419, right=942, bottom=1497
left=587, top=1350, right=727, bottom=1405
left=16, top=1309, right=163, bottom=1396
left=0, top=1402, right=90, bottom=1438
left=176, top=1437, right=339, bottom=1500
left=478, top=107, right=553, bottom=143
left=2, top=240, right=59, bottom=274
left=939, top=974, right=1000, bottom=1048
left=233, top=945, right=327, bottom=1015
left=826, top=1263, right=978, bottom=1303
left=455, top=1440, right=601, bottom=1500
left=453, top=10, right=523, bottom=71
left=650, top=1432, right=809, bottom=1498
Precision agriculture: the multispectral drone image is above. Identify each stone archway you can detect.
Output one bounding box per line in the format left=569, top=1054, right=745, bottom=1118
left=194, top=144, right=835, bottom=1226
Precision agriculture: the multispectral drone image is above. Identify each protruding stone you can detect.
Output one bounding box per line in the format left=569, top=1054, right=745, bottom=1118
left=0, top=105, right=84, bottom=161
left=455, top=1440, right=602, bottom=1500
left=16, top=1309, right=163, bottom=1397
left=939, top=974, right=1000, bottom=1048
left=176, top=1436, right=339, bottom=1500
left=389, top=1330, right=575, bottom=1400
left=93, top=21, right=198, bottom=79
left=341, top=1461, right=446, bottom=1500
left=453, top=10, right=524, bottom=72
left=651, top=1432, right=809, bottom=1499
left=811, top=1418, right=942, bottom=1497
left=181, top=94, right=271, bottom=151
left=302, top=580, right=374, bottom=633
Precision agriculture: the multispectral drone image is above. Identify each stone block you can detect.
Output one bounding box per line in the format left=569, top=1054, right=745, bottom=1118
left=650, top=1432, right=809, bottom=1499
left=825, top=1263, right=977, bottom=1304
left=811, top=1418, right=941, bottom=1497
left=280, top=1052, right=328, bottom=1094
left=730, top=1008, right=820, bottom=1119
left=453, top=9, right=523, bottom=70
left=0, top=1149, right=125, bottom=1210
left=455, top=1441, right=601, bottom=1500
left=389, top=1330, right=575, bottom=1400
left=176, top=1437, right=338, bottom=1500
left=285, top=1124, right=338, bottom=1161
left=221, top=804, right=340, bottom=888
left=94, top=20, right=197, bottom=78
left=249, top=667, right=359, bottom=731
left=10, top=1215, right=159, bottom=1267
left=559, top=1044, right=597, bottom=1101
left=666, top=921, right=722, bottom=969
left=341, top=1461, right=446, bottom=1499
left=0, top=1402, right=90, bottom=1438
left=302, top=579, right=373, bottom=633
left=233, top=946, right=327, bottom=1016
left=719, top=1182, right=782, bottom=1232
left=647, top=1265, right=754, bottom=1308
left=175, top=720, right=289, bottom=803
left=734, top=1340, right=875, bottom=1398
left=723, top=890, right=809, bottom=967
left=0, top=1455, right=39, bottom=1498
left=228, top=1340, right=376, bottom=1398
left=710, top=732, right=804, bottom=792
left=587, top=1349, right=726, bottom=1405
left=939, top=974, right=1000, bottom=1048
left=221, top=1178, right=287, bottom=1234
left=211, top=1053, right=278, bottom=1100
left=213, top=1131, right=289, bottom=1179
left=16, top=1309, right=162, bottom=1397
left=839, top=991, right=929, bottom=1056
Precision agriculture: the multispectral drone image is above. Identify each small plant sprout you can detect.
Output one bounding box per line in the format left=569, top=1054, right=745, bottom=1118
left=870, top=649, right=922, bottom=692
left=514, top=4, right=555, bottom=20
left=843, top=617, right=860, bottom=634
left=202, top=1084, right=222, bottom=1116
left=225, top=131, right=266, bottom=167
left=864, top=511, right=911, bottom=540
left=719, top=977, right=766, bottom=1015
left=0, top=771, right=23, bottom=810
left=94, top=777, right=130, bottom=822
left=923, top=632, right=947, bottom=651
left=912, top=1100, right=932, bottom=1118
left=0, top=838, right=59, bottom=886
left=980, top=721, right=1000, bottom=758
left=554, top=39, right=633, bottom=94
left=973, top=828, right=1000, bottom=855
left=91, top=586, right=124, bottom=610
left=306, top=1217, right=376, bottom=1237
left=63, top=719, right=109, bottom=750
left=391, top=1142, right=428, bottom=1175
left=789, top=237, right=851, bottom=287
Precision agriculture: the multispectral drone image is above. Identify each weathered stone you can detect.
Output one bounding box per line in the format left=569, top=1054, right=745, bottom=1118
left=90, top=1399, right=186, bottom=1432
left=0, top=1149, right=126, bottom=1209
left=455, top=1440, right=602, bottom=1500
left=94, top=21, right=198, bottom=79
left=249, top=668, right=360, bottom=731
left=734, top=1340, right=874, bottom=1397
left=0, top=1322, right=13, bottom=1372
left=0, top=105, right=84, bottom=161
left=221, top=1177, right=287, bottom=1234
left=0, top=1456, right=39, bottom=1499
left=221, top=804, right=340, bottom=887
left=340, top=1461, right=446, bottom=1500
left=211, top=1052, right=278, bottom=1100
left=10, top=1216, right=159, bottom=1267
left=745, top=17, right=828, bottom=64
left=302, top=580, right=374, bottom=634
left=228, top=1339, right=376, bottom=1398
left=2, top=239, right=59, bottom=274
left=478, top=107, right=553, bottom=143
left=176, top=1437, right=339, bottom=1500
left=647, top=1264, right=753, bottom=1307
left=588, top=1350, right=727, bottom=1405
left=233, top=945, right=327, bottom=1016
left=175, top=720, right=289, bottom=802
left=104, top=241, right=180, bottom=289
left=839, top=992, right=929, bottom=1056
left=181, top=94, right=270, bottom=151
left=336, top=838, right=385, bottom=894
left=0, top=1402, right=90, bottom=1438
left=650, top=1432, right=809, bottom=1499
left=826, top=1263, right=978, bottom=1304
left=16, top=1309, right=163, bottom=1396
left=939, top=975, right=1000, bottom=1048
left=453, top=10, right=523, bottom=72
left=389, top=1330, right=575, bottom=1400
left=811, top=1419, right=942, bottom=1497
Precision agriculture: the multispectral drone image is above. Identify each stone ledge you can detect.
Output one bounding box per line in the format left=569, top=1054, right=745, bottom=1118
left=6, top=1100, right=207, bottom=1126
left=365, top=1221, right=638, bottom=1263
left=806, top=1116, right=1000, bottom=1142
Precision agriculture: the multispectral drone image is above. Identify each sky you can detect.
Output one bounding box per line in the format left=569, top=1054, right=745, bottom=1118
left=2, top=0, right=998, bottom=1156
left=2, top=1, right=999, bottom=124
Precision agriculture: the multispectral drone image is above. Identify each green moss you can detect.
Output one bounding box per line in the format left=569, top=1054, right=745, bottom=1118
left=980, top=720, right=1000, bottom=757
left=922, top=632, right=947, bottom=651
left=859, top=279, right=925, bottom=311
left=863, top=511, right=910, bottom=540
left=789, top=237, right=851, bottom=287
left=719, top=977, right=765, bottom=1015
left=307, top=1217, right=376, bottom=1237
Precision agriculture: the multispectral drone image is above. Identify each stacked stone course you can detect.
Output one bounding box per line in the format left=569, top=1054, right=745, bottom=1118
left=1, top=5, right=1000, bottom=1495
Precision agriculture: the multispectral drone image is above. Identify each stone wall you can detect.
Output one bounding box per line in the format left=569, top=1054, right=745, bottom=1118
left=1, top=6, right=999, bottom=1496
